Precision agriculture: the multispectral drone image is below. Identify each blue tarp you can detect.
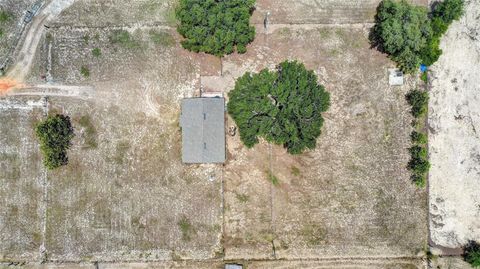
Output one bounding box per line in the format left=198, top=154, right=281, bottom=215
left=420, top=64, right=428, bottom=72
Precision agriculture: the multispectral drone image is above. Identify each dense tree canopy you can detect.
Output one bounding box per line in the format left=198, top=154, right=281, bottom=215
left=464, top=241, right=480, bottom=267
left=371, top=0, right=464, bottom=73
left=175, top=0, right=256, bottom=57
left=35, top=114, right=74, bottom=170
left=228, top=61, right=330, bottom=154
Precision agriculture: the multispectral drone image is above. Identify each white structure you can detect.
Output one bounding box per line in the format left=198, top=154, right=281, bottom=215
left=388, top=68, right=404, bottom=86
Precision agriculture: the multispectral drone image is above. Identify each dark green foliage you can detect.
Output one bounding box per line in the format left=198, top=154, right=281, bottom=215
left=228, top=61, right=330, bottom=154
left=411, top=131, right=427, bottom=144
left=433, top=0, right=464, bottom=24
left=35, top=114, right=75, bottom=170
left=80, top=66, right=90, bottom=77
left=408, top=145, right=430, bottom=187
left=406, top=89, right=429, bottom=118
left=176, top=0, right=256, bottom=56
left=0, top=10, right=12, bottom=23
left=371, top=0, right=432, bottom=73
left=371, top=0, right=464, bottom=72
left=464, top=241, right=480, bottom=267
left=92, top=48, right=101, bottom=57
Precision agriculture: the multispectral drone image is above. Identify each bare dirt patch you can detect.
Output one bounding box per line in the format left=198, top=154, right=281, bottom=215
left=428, top=0, right=480, bottom=248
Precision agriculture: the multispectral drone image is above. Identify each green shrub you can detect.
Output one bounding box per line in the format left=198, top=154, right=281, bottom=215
left=35, top=114, right=75, bottom=169
left=228, top=61, right=330, bottom=154
left=0, top=10, right=12, bottom=23
left=80, top=66, right=90, bottom=77
left=420, top=72, right=428, bottom=83
left=177, top=217, right=195, bottom=241
left=268, top=171, right=280, bottom=186
left=406, top=89, right=429, bottom=118
left=411, top=131, right=427, bottom=144
left=464, top=241, right=480, bottom=267
left=408, top=145, right=430, bottom=179
left=175, top=0, right=256, bottom=56
left=109, top=30, right=139, bottom=49
left=92, top=48, right=101, bottom=57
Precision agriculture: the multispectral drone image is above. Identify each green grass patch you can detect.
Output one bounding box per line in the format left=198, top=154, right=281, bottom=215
left=177, top=216, right=195, bottom=241
left=78, top=115, right=97, bottom=149
left=80, top=66, right=90, bottom=77
left=421, top=72, right=428, bottom=83
left=291, top=166, right=301, bottom=176
left=235, top=193, right=249, bottom=203
left=92, top=48, right=101, bottom=57
left=109, top=30, right=140, bottom=49
left=0, top=10, right=12, bottom=23
left=149, top=30, right=175, bottom=47
left=83, top=34, right=89, bottom=45
left=267, top=171, right=280, bottom=186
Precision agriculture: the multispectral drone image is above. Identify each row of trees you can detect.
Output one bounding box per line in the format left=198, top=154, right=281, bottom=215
left=371, top=0, right=464, bottom=73
left=406, top=89, right=430, bottom=187
left=228, top=61, right=330, bottom=154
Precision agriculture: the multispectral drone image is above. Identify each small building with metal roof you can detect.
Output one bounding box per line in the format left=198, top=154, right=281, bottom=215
left=180, top=97, right=226, bottom=164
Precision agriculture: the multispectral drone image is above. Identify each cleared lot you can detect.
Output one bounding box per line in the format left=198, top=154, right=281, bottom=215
left=222, top=26, right=427, bottom=260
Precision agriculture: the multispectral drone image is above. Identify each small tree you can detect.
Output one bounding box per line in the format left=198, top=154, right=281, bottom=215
left=175, top=0, right=256, bottom=56
left=406, top=89, right=429, bottom=118
left=35, top=114, right=74, bottom=169
left=464, top=241, right=480, bottom=267
left=228, top=61, right=330, bottom=154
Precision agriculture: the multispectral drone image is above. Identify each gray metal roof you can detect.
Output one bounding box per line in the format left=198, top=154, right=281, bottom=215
left=225, top=265, right=243, bottom=269
left=180, top=97, right=226, bottom=163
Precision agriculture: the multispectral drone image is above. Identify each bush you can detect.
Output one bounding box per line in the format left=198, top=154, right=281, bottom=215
left=92, top=48, right=101, bottom=57
left=408, top=145, right=430, bottom=185
left=35, top=114, right=75, bottom=170
left=411, top=131, right=427, bottom=144
left=420, top=72, right=428, bottom=83
left=80, top=66, right=90, bottom=77
left=228, top=61, right=330, bottom=154
left=464, top=241, right=480, bottom=267
left=0, top=10, right=12, bottom=23
left=406, top=89, right=429, bottom=118
left=176, top=0, right=256, bottom=56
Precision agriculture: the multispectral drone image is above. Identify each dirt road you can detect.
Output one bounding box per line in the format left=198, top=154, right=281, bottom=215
left=6, top=0, right=75, bottom=82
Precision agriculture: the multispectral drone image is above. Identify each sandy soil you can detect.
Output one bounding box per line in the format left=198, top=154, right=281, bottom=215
left=428, top=0, right=480, bottom=248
